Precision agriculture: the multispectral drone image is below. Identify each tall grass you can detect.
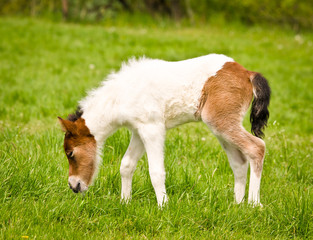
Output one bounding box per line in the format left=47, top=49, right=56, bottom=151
left=0, top=17, right=312, bottom=239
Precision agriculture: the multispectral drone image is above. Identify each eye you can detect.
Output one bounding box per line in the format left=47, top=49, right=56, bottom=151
left=65, top=132, right=73, bottom=138
left=66, top=151, right=74, bottom=158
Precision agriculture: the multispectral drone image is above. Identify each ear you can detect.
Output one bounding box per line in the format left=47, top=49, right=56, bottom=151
left=75, top=118, right=92, bottom=136
left=58, top=117, right=75, bottom=134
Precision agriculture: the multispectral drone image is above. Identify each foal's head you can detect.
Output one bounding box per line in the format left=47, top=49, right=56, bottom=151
left=58, top=114, right=96, bottom=194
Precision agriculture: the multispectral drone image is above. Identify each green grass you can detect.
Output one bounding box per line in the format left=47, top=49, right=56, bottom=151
left=0, top=17, right=313, bottom=239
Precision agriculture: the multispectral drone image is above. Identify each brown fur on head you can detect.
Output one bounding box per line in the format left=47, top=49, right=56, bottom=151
left=58, top=116, right=97, bottom=187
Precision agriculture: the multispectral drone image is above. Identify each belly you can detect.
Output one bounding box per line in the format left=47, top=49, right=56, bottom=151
left=164, top=87, right=202, bottom=129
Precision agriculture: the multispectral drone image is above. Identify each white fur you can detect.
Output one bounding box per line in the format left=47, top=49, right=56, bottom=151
left=79, top=54, right=235, bottom=206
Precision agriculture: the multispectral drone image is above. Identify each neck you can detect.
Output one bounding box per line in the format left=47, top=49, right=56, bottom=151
left=81, top=103, right=121, bottom=185
left=78, top=79, right=125, bottom=183
left=79, top=82, right=122, bottom=145
left=82, top=111, right=119, bottom=146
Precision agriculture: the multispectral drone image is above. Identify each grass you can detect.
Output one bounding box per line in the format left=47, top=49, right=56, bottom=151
left=0, top=17, right=313, bottom=239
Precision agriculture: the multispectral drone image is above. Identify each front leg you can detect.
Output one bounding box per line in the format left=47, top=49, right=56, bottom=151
left=138, top=123, right=167, bottom=207
left=120, top=131, right=145, bottom=202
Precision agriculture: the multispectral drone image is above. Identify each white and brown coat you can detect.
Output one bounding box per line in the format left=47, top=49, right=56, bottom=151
left=59, top=54, right=270, bottom=206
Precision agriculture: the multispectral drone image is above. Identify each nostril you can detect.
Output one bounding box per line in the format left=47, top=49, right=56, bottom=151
left=68, top=178, right=85, bottom=194
left=72, top=188, right=79, bottom=193
left=69, top=182, right=81, bottom=193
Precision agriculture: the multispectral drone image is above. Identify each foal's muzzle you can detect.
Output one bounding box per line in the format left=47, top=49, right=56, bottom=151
left=68, top=176, right=88, bottom=193
left=69, top=182, right=81, bottom=193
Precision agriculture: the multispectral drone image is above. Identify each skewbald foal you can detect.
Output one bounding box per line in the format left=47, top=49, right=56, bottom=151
left=58, top=54, right=270, bottom=206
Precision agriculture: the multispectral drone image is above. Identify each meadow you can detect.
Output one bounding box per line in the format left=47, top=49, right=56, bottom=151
left=0, top=17, right=312, bottom=239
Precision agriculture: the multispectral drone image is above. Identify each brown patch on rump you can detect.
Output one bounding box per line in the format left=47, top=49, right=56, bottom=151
left=196, top=62, right=253, bottom=122
left=58, top=117, right=96, bottom=185
left=197, top=62, right=265, bottom=177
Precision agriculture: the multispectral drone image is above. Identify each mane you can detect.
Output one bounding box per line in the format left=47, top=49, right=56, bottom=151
left=67, top=106, right=83, bottom=122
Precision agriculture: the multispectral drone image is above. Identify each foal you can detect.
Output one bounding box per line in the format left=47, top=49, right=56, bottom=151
left=58, top=54, right=270, bottom=206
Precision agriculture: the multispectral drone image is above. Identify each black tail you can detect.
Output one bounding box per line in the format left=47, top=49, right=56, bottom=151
left=250, top=73, right=271, bottom=139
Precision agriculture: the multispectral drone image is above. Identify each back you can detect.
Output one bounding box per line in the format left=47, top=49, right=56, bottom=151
left=114, top=54, right=233, bottom=128
left=82, top=54, right=234, bottom=129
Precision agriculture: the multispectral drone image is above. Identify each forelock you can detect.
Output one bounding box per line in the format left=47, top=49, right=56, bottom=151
left=67, top=107, right=83, bottom=122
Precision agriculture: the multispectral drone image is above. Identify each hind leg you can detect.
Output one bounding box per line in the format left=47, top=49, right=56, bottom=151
left=246, top=137, right=265, bottom=205
left=201, top=103, right=265, bottom=205
left=218, top=138, right=249, bottom=203
left=199, top=64, right=265, bottom=205
left=216, top=127, right=265, bottom=205
left=224, top=130, right=265, bottom=205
